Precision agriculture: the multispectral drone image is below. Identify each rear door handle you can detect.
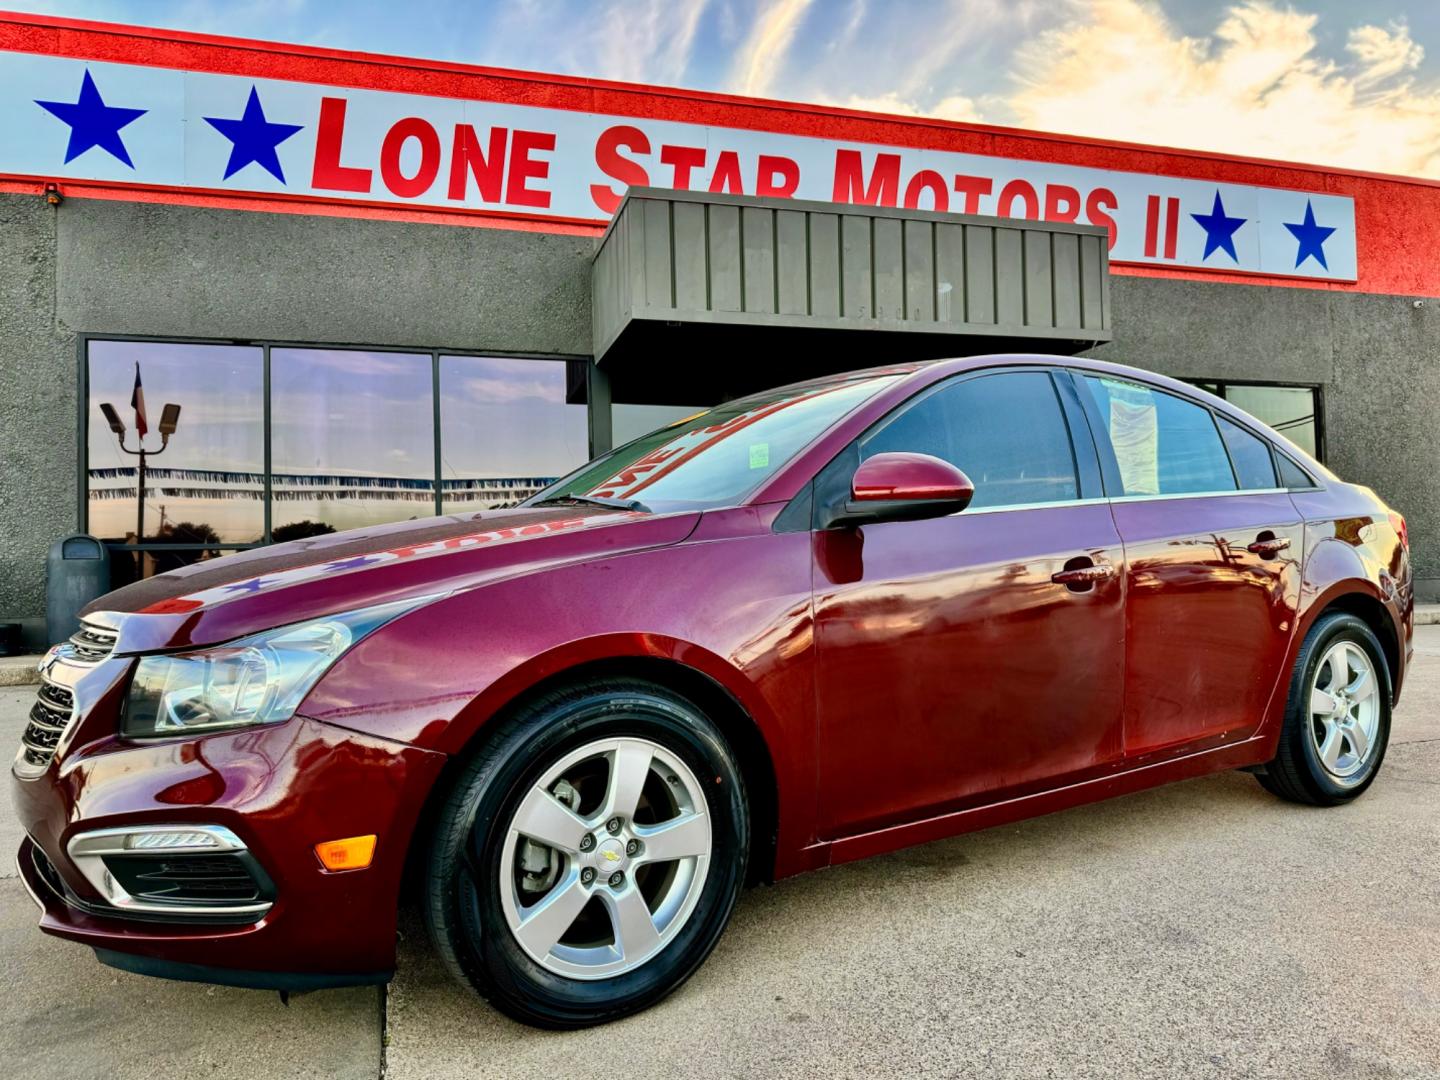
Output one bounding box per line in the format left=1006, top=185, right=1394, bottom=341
left=1051, top=561, right=1116, bottom=590
left=1246, top=536, right=1292, bottom=558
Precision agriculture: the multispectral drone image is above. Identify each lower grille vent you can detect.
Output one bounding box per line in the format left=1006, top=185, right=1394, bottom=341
left=101, top=852, right=268, bottom=906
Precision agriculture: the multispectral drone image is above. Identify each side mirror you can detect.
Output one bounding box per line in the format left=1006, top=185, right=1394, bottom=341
left=826, top=452, right=974, bottom=527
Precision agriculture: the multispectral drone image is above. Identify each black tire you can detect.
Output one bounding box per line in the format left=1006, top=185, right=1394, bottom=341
left=1257, top=612, right=1392, bottom=806
left=423, top=677, right=749, bottom=1028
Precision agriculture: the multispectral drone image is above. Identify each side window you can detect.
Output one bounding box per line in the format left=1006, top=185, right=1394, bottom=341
left=1083, top=376, right=1237, bottom=496
left=1217, top=415, right=1278, bottom=490
left=1277, top=453, right=1316, bottom=489
left=861, top=371, right=1079, bottom=510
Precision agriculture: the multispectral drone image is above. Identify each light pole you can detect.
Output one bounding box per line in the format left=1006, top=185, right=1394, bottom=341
left=98, top=401, right=181, bottom=576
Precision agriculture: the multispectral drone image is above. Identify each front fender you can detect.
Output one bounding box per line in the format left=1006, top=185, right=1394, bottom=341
left=297, top=522, right=820, bottom=873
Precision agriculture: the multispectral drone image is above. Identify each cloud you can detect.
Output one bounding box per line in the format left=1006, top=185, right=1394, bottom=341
left=1006, top=0, right=1440, bottom=178
left=829, top=90, right=984, bottom=124
left=732, top=0, right=818, bottom=96
left=444, top=0, right=712, bottom=86
left=1347, top=22, right=1424, bottom=87
left=566, top=0, right=711, bottom=85
left=457, top=375, right=567, bottom=405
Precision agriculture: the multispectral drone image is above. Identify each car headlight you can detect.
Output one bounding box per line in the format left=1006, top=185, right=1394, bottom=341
left=122, top=597, right=429, bottom=740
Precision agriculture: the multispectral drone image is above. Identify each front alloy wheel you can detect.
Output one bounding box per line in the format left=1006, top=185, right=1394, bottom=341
left=500, top=736, right=712, bottom=979
left=424, top=679, right=749, bottom=1028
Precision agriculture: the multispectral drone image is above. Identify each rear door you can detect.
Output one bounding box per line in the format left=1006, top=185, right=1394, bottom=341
left=813, top=368, right=1128, bottom=838
left=1074, top=372, right=1303, bottom=758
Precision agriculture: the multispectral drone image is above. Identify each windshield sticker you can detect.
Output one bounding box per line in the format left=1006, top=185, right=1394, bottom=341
left=748, top=443, right=770, bottom=469
left=1109, top=397, right=1160, bottom=496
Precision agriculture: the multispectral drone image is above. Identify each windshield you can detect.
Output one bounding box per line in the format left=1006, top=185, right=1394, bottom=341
left=528, top=374, right=900, bottom=513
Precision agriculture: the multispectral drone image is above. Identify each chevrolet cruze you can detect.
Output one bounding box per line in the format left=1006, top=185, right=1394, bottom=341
left=14, top=355, right=1412, bottom=1027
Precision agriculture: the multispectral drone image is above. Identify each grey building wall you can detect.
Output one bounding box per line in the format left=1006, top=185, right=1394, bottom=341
left=2, top=192, right=1436, bottom=648
left=0, top=196, right=75, bottom=643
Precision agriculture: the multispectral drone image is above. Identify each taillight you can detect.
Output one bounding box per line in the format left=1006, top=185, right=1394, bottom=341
left=1389, top=511, right=1409, bottom=552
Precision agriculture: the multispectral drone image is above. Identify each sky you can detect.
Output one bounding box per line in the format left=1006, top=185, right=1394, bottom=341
left=9, top=0, right=1440, bottom=177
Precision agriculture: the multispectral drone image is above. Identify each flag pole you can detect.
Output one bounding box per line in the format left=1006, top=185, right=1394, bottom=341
left=136, top=442, right=146, bottom=554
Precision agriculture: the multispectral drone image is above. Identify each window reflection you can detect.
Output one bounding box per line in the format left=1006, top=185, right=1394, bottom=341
left=106, top=548, right=246, bottom=591
left=85, top=342, right=735, bottom=567
left=271, top=349, right=435, bottom=532
left=613, top=404, right=704, bottom=446
left=87, top=341, right=264, bottom=544
left=439, top=356, right=587, bottom=512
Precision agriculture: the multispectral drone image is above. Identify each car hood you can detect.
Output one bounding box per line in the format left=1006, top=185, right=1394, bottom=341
left=85, top=506, right=701, bottom=653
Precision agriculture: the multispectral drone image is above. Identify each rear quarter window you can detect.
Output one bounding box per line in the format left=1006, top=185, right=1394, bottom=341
left=1216, top=415, right=1278, bottom=490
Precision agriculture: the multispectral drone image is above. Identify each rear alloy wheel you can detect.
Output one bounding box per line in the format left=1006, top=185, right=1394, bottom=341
left=425, top=679, right=748, bottom=1028
left=1257, top=612, right=1391, bottom=806
left=1306, top=640, right=1382, bottom=783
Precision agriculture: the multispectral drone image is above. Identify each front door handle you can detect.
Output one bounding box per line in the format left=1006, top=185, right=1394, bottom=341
left=1246, top=535, right=1292, bottom=558
left=1051, top=561, right=1116, bottom=591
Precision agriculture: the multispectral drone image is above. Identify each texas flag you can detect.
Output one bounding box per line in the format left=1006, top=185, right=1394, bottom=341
left=130, top=362, right=148, bottom=438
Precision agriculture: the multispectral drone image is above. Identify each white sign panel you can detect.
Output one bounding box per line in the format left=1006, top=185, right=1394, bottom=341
left=0, top=53, right=1357, bottom=281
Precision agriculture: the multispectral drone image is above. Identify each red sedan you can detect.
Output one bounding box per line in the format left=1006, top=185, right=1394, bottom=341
left=14, top=355, right=1412, bottom=1027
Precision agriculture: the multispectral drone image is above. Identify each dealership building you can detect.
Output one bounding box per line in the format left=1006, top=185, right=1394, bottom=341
left=1, top=11, right=1438, bottom=649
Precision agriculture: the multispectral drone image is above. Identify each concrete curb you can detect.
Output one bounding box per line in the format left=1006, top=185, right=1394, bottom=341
left=0, top=657, right=41, bottom=688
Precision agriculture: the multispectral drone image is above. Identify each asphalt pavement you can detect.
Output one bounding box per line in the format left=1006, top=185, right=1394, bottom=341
left=2, top=630, right=1438, bottom=1079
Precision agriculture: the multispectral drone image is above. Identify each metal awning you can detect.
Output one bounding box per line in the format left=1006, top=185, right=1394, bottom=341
left=591, top=187, right=1112, bottom=404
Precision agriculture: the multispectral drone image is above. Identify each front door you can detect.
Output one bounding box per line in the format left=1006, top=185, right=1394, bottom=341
left=1076, top=373, right=1303, bottom=757
left=813, top=369, right=1128, bottom=838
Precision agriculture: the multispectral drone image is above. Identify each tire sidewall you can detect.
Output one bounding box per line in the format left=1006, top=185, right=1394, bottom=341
left=1290, top=613, right=1392, bottom=802
left=433, top=683, right=748, bottom=1026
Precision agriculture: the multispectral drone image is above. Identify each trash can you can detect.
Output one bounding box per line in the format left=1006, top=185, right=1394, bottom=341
left=46, top=534, right=110, bottom=646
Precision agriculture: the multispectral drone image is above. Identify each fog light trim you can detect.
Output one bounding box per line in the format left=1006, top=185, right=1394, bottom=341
left=67, top=824, right=274, bottom=918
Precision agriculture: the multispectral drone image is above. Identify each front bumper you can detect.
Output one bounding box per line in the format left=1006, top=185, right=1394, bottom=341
left=12, top=700, right=447, bottom=989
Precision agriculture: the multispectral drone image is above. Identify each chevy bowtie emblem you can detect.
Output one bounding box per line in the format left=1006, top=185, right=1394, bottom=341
left=601, top=849, right=621, bottom=862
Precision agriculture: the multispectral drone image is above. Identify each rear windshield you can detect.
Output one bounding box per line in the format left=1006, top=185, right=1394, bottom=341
left=528, top=375, right=899, bottom=513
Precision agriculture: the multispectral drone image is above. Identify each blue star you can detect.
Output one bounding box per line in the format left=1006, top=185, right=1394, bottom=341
left=35, top=69, right=147, bottom=167
left=204, top=86, right=303, bottom=183
left=1283, top=200, right=1336, bottom=270
left=222, top=577, right=270, bottom=594
left=322, top=556, right=382, bottom=572
left=1190, top=191, right=1247, bottom=263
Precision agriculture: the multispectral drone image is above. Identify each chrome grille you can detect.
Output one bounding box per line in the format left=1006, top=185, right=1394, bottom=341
left=18, top=619, right=119, bottom=774
left=68, top=623, right=119, bottom=663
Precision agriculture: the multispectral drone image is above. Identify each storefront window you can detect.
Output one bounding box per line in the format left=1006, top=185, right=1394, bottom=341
left=85, top=341, right=607, bottom=588
left=1191, top=380, right=1322, bottom=460
left=438, top=356, right=587, bottom=512
left=87, top=341, right=264, bottom=548
left=271, top=349, right=435, bottom=534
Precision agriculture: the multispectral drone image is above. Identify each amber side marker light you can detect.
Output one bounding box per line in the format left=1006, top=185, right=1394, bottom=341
left=315, top=835, right=377, bottom=872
